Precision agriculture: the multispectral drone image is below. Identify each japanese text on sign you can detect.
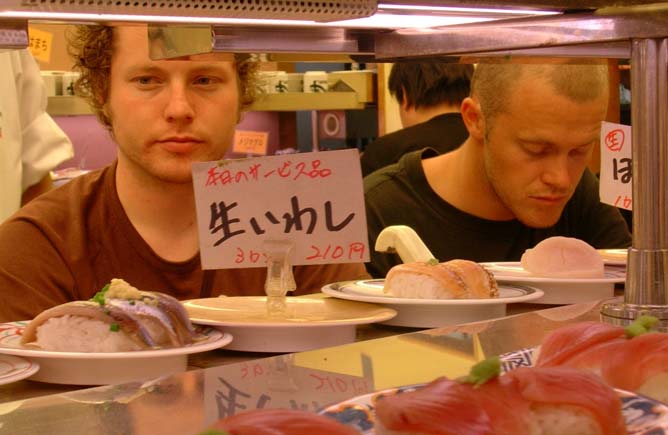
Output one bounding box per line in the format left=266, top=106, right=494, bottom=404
left=192, top=149, right=369, bottom=269
left=204, top=358, right=374, bottom=422
left=600, top=122, right=632, bottom=211
left=27, top=27, right=53, bottom=63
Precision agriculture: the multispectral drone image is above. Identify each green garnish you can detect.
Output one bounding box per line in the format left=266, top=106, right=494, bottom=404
left=91, top=283, right=110, bottom=306
left=109, top=323, right=120, bottom=332
left=624, top=315, right=659, bottom=338
left=195, top=430, right=230, bottom=435
left=426, top=258, right=439, bottom=266
left=461, top=356, right=501, bottom=387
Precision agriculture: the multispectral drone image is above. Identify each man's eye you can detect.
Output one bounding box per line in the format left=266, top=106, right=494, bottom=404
left=136, top=76, right=157, bottom=85
left=194, top=76, right=216, bottom=85
left=525, top=146, right=548, bottom=156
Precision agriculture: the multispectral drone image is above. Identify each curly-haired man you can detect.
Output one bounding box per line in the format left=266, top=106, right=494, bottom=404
left=0, top=25, right=367, bottom=321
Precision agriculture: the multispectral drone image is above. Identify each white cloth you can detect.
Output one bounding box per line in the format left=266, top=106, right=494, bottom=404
left=0, top=49, right=74, bottom=222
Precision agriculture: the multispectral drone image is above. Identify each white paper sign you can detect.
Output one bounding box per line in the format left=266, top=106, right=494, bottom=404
left=192, top=149, right=369, bottom=269
left=599, top=121, right=632, bottom=210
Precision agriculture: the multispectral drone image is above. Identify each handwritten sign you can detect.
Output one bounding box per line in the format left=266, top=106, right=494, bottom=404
left=27, top=27, right=52, bottom=63
left=192, top=148, right=369, bottom=269
left=233, top=130, right=268, bottom=155
left=204, top=356, right=374, bottom=422
left=600, top=121, right=632, bottom=210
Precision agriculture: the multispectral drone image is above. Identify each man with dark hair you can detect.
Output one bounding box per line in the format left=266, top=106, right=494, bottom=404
left=365, top=61, right=631, bottom=278
left=0, top=25, right=368, bottom=321
left=360, top=61, right=473, bottom=176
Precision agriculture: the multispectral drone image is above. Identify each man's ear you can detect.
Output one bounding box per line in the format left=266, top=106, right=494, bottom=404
left=461, top=97, right=485, bottom=140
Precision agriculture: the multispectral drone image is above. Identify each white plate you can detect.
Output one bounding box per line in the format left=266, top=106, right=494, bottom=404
left=184, top=296, right=397, bottom=352
left=598, top=248, right=628, bottom=266
left=321, top=280, right=544, bottom=328
left=480, top=262, right=625, bottom=304
left=320, top=385, right=668, bottom=435
left=0, top=322, right=231, bottom=385
left=0, top=354, right=39, bottom=385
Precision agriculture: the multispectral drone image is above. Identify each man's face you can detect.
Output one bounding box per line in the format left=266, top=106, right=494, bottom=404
left=481, top=76, right=608, bottom=228
left=107, top=26, right=241, bottom=184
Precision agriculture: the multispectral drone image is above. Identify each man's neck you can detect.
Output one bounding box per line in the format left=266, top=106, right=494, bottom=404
left=422, top=139, right=515, bottom=221
left=405, top=103, right=460, bottom=128
left=116, top=160, right=200, bottom=262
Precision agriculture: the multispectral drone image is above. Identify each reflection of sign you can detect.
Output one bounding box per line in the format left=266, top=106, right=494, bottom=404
left=233, top=130, right=268, bottom=155
left=204, top=355, right=374, bottom=422
left=192, top=149, right=369, bottom=269
left=27, top=27, right=52, bottom=63
left=600, top=121, right=632, bottom=210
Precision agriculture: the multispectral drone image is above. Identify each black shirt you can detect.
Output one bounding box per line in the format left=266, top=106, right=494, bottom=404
left=364, top=149, right=633, bottom=278
left=361, top=112, right=468, bottom=177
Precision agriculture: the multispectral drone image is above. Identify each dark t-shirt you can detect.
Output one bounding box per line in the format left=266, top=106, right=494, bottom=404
left=361, top=113, right=468, bottom=177
left=0, top=162, right=369, bottom=322
left=364, top=149, right=633, bottom=278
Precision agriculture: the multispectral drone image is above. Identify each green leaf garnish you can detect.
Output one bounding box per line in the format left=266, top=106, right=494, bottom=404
left=426, top=258, right=439, bottom=266
left=461, top=356, right=501, bottom=387
left=91, top=283, right=110, bottom=306
left=625, top=315, right=659, bottom=338
left=109, top=323, right=120, bottom=332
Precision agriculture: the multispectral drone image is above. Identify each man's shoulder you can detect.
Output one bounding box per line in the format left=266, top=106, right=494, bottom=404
left=10, top=165, right=114, bottom=226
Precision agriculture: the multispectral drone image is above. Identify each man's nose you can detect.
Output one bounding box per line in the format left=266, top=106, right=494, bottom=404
left=163, top=83, right=195, bottom=122
left=541, top=154, right=572, bottom=189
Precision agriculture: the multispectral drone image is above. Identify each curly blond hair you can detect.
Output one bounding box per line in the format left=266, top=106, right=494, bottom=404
left=67, top=25, right=258, bottom=130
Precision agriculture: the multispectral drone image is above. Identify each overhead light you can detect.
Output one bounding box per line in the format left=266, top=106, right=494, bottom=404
left=0, top=0, right=559, bottom=29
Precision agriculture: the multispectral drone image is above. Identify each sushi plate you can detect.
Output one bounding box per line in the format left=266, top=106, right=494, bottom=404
left=0, top=354, right=39, bottom=385
left=321, top=280, right=544, bottom=328
left=183, top=296, right=397, bottom=352
left=480, top=262, right=626, bottom=304
left=319, top=384, right=668, bottom=435
left=0, top=321, right=231, bottom=385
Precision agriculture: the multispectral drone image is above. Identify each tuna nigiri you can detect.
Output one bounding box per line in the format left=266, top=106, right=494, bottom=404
left=201, top=408, right=360, bottom=435
left=534, top=317, right=668, bottom=403
left=374, top=358, right=626, bottom=435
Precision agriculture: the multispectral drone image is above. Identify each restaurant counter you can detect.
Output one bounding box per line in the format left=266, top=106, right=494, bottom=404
left=0, top=299, right=609, bottom=434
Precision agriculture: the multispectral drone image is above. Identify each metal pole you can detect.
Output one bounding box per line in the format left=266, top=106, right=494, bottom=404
left=601, top=38, right=668, bottom=327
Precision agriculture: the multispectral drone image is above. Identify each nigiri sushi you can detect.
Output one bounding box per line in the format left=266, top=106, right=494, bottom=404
left=374, top=358, right=627, bottom=435
left=535, top=317, right=668, bottom=403
left=20, top=278, right=200, bottom=352
left=521, top=236, right=605, bottom=278
left=201, top=408, right=360, bottom=435
left=384, top=259, right=498, bottom=299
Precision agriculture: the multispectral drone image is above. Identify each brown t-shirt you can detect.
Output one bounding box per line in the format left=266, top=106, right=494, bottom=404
left=0, top=163, right=369, bottom=322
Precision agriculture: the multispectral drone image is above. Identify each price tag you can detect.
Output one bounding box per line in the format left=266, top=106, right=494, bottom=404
left=192, top=148, right=368, bottom=269
left=599, top=121, right=632, bottom=210
left=233, top=130, right=268, bottom=155
left=27, top=27, right=53, bottom=63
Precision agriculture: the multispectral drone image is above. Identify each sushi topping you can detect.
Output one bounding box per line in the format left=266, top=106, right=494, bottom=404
left=91, top=283, right=110, bottom=306
left=624, top=315, right=659, bottom=338
left=109, top=323, right=120, bottom=332
left=460, top=356, right=501, bottom=387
